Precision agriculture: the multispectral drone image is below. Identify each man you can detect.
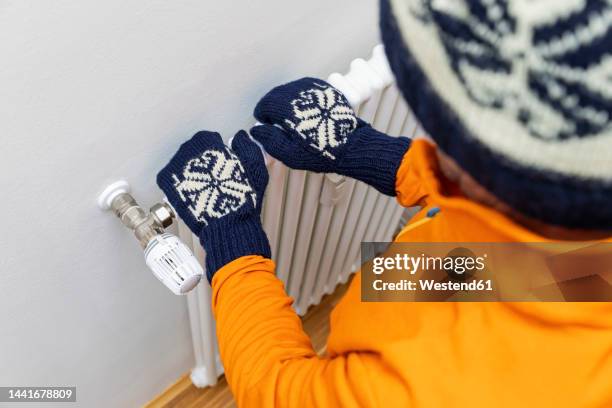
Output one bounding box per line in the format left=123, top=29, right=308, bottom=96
left=157, top=1, right=612, bottom=406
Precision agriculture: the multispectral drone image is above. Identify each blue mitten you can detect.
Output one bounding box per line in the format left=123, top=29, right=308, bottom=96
left=157, top=130, right=270, bottom=282
left=252, top=77, right=411, bottom=196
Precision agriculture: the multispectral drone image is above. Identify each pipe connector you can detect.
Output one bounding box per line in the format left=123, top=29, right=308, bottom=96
left=109, top=192, right=174, bottom=248
left=97, top=180, right=203, bottom=295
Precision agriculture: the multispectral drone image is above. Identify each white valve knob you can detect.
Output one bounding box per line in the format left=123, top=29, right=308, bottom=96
left=144, top=233, right=203, bottom=295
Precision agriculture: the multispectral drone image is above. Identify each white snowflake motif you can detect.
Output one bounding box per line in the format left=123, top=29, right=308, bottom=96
left=286, top=82, right=357, bottom=159
left=412, top=0, right=612, bottom=141
left=172, top=149, right=256, bottom=225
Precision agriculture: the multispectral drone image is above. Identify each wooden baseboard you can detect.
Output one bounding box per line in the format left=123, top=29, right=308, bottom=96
left=145, top=375, right=193, bottom=408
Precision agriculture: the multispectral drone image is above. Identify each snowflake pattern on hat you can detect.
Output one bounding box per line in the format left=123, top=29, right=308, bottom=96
left=409, top=0, right=611, bottom=141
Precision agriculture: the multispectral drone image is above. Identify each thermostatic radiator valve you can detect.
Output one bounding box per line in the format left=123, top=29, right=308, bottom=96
left=98, top=180, right=204, bottom=295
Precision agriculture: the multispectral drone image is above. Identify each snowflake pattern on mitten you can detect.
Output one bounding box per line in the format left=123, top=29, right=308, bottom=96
left=172, top=148, right=256, bottom=225
left=285, top=82, right=357, bottom=159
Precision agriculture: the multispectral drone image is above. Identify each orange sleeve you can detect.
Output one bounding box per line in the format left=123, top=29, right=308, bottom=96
left=394, top=141, right=431, bottom=208
left=211, top=255, right=402, bottom=407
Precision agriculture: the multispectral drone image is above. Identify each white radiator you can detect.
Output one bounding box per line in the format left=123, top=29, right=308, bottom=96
left=178, top=44, right=422, bottom=388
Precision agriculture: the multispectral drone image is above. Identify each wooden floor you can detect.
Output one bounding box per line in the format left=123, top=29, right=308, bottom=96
left=146, top=277, right=352, bottom=408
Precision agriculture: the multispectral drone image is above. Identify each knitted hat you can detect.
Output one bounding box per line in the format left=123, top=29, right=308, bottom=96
left=380, top=0, right=612, bottom=230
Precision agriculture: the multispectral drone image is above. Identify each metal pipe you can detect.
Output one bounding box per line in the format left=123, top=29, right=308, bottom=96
left=109, top=192, right=174, bottom=248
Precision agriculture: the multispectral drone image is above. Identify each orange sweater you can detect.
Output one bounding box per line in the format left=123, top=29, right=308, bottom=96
left=211, top=139, right=612, bottom=407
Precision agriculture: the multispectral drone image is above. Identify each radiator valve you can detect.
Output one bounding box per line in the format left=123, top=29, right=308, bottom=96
left=97, top=180, right=203, bottom=295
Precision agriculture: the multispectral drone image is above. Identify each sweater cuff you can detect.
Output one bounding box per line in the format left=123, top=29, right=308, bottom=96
left=199, top=214, right=271, bottom=282
left=338, top=124, right=411, bottom=196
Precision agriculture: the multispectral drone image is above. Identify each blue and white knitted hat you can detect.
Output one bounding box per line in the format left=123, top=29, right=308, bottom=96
left=380, top=0, right=612, bottom=230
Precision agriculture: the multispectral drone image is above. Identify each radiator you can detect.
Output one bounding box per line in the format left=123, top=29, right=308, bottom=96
left=177, top=44, right=423, bottom=388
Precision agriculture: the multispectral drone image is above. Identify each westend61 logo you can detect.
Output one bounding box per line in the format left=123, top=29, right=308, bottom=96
left=362, top=242, right=612, bottom=302
left=372, top=247, right=487, bottom=280
left=366, top=246, right=495, bottom=295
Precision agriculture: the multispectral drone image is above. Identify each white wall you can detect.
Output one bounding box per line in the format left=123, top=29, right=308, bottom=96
left=0, top=1, right=378, bottom=406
